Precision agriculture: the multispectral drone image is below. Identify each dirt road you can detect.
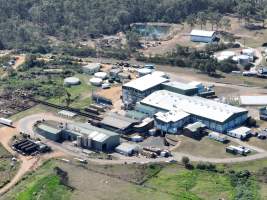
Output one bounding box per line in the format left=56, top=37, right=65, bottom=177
left=0, top=116, right=64, bottom=196
left=16, top=113, right=267, bottom=165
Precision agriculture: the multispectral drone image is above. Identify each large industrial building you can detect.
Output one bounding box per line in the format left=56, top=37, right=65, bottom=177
left=122, top=74, right=168, bottom=108
left=140, top=90, right=248, bottom=133
left=190, top=30, right=217, bottom=43
left=36, top=122, right=120, bottom=151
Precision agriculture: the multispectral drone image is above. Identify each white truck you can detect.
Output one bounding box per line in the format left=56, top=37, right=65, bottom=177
left=0, top=118, right=13, bottom=126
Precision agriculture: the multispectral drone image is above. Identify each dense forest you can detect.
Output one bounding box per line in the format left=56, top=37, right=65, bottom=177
left=0, top=0, right=267, bottom=49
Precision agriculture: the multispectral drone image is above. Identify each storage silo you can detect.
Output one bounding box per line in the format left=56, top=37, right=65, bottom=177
left=94, top=72, right=107, bottom=79
left=137, top=68, right=152, bottom=77
left=238, top=55, right=250, bottom=66
left=242, top=48, right=255, bottom=57
left=90, top=77, right=103, bottom=86
left=64, top=77, right=80, bottom=86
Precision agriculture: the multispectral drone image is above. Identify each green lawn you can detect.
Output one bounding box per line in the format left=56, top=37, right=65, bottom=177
left=16, top=175, right=70, bottom=200
left=48, top=73, right=94, bottom=109
left=0, top=144, right=19, bottom=189
left=146, top=165, right=235, bottom=200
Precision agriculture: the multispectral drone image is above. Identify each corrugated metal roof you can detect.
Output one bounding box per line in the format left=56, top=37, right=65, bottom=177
left=65, top=122, right=118, bottom=143
left=123, top=74, right=168, bottom=91
left=155, top=110, right=190, bottom=123
left=101, top=112, right=138, bottom=130
left=162, top=81, right=197, bottom=91
left=37, top=124, right=61, bottom=135
left=190, top=30, right=215, bottom=37
left=229, top=127, right=251, bottom=136
left=141, top=90, right=247, bottom=123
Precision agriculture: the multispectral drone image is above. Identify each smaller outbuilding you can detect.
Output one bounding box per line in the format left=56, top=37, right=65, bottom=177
left=227, top=127, right=251, bottom=140
left=190, top=30, right=216, bottom=43
left=208, top=132, right=228, bottom=143
left=183, top=122, right=206, bottom=140
left=58, top=110, right=77, bottom=118
left=115, top=143, right=139, bottom=156
left=100, top=112, right=139, bottom=134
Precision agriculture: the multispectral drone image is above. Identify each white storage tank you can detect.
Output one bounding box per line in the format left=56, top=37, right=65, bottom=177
left=90, top=77, right=103, bottom=86
left=82, top=63, right=101, bottom=74
left=151, top=71, right=169, bottom=78
left=242, top=48, right=255, bottom=57
left=64, top=77, right=80, bottom=86
left=131, top=135, right=144, bottom=142
left=221, top=51, right=236, bottom=58
left=137, top=68, right=152, bottom=77
left=94, top=72, right=107, bottom=79
left=238, top=55, right=250, bottom=66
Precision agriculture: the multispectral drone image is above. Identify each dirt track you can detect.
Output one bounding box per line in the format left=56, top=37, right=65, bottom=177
left=0, top=118, right=64, bottom=196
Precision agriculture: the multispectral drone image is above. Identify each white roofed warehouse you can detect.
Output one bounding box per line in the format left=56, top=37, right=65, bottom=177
left=122, top=74, right=168, bottom=109
left=141, top=90, right=248, bottom=134
left=190, top=29, right=217, bottom=43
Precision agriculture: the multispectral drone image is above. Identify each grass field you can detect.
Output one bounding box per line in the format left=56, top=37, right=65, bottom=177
left=16, top=175, right=71, bottom=200
left=48, top=73, right=95, bottom=109
left=2, top=158, right=267, bottom=200
left=0, top=144, right=19, bottom=189
left=146, top=165, right=236, bottom=200
left=1, top=160, right=71, bottom=200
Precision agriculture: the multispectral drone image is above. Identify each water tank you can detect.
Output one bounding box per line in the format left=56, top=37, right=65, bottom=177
left=77, top=136, right=82, bottom=147
left=90, top=77, right=103, bottom=86
left=64, top=77, right=80, bottom=86
left=94, top=72, right=107, bottom=79
left=221, top=51, right=236, bottom=58
left=151, top=71, right=169, bottom=78
left=137, top=68, right=152, bottom=77
left=118, top=72, right=130, bottom=79
left=238, top=55, right=250, bottom=66
left=131, top=135, right=144, bottom=142
left=242, top=48, right=255, bottom=57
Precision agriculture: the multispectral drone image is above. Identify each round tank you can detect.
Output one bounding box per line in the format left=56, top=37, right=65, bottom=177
left=137, top=68, right=152, bottom=77
left=151, top=71, right=168, bottom=78
left=242, top=48, right=255, bottom=57
left=238, top=55, right=250, bottom=66
left=221, top=51, right=236, bottom=58
left=94, top=72, right=107, bottom=79
left=118, top=72, right=130, bottom=79
left=232, top=56, right=239, bottom=63
left=131, top=135, right=144, bottom=142
left=90, top=77, right=103, bottom=86
left=64, top=77, right=80, bottom=86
